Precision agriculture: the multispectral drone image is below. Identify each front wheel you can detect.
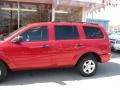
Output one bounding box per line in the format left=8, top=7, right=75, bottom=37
left=77, top=55, right=98, bottom=77
left=0, top=62, right=7, bottom=82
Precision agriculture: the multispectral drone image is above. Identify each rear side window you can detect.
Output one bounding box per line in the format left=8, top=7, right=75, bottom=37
left=83, top=26, right=104, bottom=39
left=55, top=26, right=79, bottom=40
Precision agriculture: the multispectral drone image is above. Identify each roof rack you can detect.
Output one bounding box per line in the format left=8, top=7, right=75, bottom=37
left=50, top=21, right=61, bottom=23
left=77, top=22, right=98, bottom=25
left=50, top=21, right=98, bottom=25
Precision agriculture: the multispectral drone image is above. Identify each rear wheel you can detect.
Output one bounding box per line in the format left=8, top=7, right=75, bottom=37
left=77, top=55, right=98, bottom=77
left=0, top=62, right=7, bottom=82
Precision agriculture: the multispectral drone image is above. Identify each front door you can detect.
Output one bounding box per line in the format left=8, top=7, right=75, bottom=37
left=5, top=26, right=53, bottom=69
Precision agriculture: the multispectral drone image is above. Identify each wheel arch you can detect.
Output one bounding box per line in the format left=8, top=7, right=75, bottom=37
left=75, top=52, right=101, bottom=66
left=0, top=59, right=10, bottom=71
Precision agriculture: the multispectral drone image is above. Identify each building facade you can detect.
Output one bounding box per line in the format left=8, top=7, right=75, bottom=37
left=0, top=0, right=106, bottom=33
left=87, top=18, right=110, bottom=31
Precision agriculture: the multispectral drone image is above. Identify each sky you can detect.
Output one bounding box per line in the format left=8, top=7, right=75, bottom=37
left=87, top=5, right=120, bottom=26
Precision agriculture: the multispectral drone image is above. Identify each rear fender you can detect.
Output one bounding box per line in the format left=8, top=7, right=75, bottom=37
left=74, top=47, right=102, bottom=64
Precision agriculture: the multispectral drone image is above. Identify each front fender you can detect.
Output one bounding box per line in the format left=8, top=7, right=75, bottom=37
left=0, top=52, right=16, bottom=70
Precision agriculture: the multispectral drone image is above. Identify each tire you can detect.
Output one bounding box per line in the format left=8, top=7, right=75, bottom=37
left=77, top=55, right=98, bottom=77
left=111, top=47, right=116, bottom=52
left=0, top=62, right=7, bottom=82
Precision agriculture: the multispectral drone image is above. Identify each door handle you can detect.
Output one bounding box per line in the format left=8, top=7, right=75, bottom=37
left=39, top=45, right=50, bottom=48
left=75, top=43, right=83, bottom=47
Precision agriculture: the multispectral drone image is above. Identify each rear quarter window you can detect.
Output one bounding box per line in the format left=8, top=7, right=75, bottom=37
left=83, top=26, right=104, bottom=39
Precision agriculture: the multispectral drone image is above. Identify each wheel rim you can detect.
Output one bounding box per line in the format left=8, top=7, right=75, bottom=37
left=83, top=60, right=96, bottom=74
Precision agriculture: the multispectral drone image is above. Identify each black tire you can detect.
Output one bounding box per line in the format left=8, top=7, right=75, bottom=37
left=77, top=54, right=98, bottom=77
left=0, top=62, right=7, bottom=82
left=111, top=47, right=116, bottom=52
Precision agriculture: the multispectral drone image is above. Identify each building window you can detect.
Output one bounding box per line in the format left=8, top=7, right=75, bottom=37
left=0, top=1, right=52, bottom=34
left=0, top=2, right=18, bottom=33
left=55, top=6, right=83, bottom=22
left=20, top=3, right=52, bottom=26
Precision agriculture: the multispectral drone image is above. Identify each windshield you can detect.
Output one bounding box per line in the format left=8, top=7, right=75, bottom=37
left=3, top=26, right=25, bottom=41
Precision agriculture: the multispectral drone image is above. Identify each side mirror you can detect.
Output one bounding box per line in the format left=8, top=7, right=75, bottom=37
left=0, top=35, right=4, bottom=40
left=11, top=36, right=22, bottom=43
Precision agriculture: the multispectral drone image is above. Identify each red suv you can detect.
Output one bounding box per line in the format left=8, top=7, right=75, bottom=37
left=0, top=22, right=111, bottom=81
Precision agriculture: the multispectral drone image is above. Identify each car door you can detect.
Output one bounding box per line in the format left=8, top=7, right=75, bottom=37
left=5, top=26, right=53, bottom=69
left=52, top=25, right=82, bottom=66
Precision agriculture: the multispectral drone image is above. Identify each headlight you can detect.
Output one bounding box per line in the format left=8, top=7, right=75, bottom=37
left=110, top=39, right=115, bottom=43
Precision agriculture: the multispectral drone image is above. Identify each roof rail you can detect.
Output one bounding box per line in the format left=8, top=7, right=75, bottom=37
left=51, top=21, right=73, bottom=23
left=50, top=21, right=61, bottom=23
left=50, top=21, right=98, bottom=25
left=78, top=22, right=98, bottom=25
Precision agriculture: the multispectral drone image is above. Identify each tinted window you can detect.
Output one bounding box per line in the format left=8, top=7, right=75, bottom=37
left=21, top=26, right=48, bottom=42
left=55, top=26, right=79, bottom=40
left=83, top=26, right=104, bottom=39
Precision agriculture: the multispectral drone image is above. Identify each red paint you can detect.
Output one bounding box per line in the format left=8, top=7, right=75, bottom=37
left=0, top=22, right=111, bottom=71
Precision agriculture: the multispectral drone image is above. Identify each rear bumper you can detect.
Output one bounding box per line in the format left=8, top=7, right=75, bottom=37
left=100, top=53, right=111, bottom=63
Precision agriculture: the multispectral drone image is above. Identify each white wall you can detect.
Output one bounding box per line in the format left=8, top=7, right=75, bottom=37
left=74, top=0, right=102, bottom=4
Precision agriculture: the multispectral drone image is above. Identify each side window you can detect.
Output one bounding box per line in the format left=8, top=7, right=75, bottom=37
left=55, top=26, right=79, bottom=40
left=83, top=26, right=104, bottom=39
left=21, top=26, right=48, bottom=42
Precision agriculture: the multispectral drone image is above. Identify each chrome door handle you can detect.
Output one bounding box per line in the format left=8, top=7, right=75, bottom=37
left=75, top=43, right=83, bottom=47
left=39, top=45, right=50, bottom=48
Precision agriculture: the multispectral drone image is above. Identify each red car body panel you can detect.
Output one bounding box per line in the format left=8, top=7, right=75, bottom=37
left=0, top=22, right=111, bottom=71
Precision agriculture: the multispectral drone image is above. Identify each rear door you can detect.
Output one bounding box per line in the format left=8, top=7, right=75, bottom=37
left=52, top=24, right=82, bottom=66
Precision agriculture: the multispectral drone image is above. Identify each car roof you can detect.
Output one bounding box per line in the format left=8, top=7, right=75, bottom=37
left=27, top=22, right=99, bottom=27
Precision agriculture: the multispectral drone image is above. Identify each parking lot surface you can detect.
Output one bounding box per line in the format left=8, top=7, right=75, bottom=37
left=0, top=51, right=120, bottom=90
